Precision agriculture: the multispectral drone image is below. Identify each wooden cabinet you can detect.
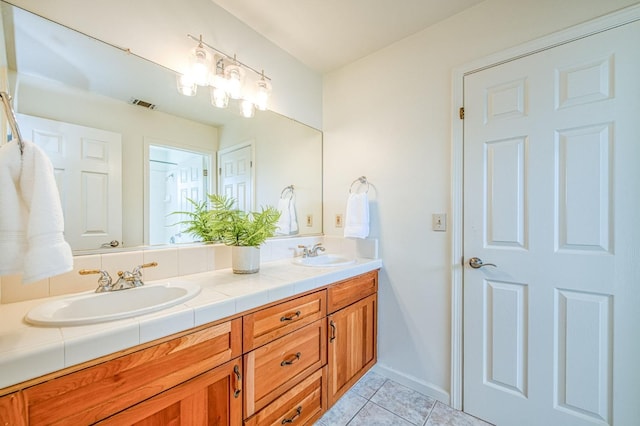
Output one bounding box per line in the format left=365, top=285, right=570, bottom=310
left=244, top=367, right=327, bottom=426
left=0, top=392, right=26, bottom=426
left=96, top=358, right=242, bottom=425
left=243, top=290, right=326, bottom=352
left=1, top=270, right=379, bottom=426
left=327, top=272, right=378, bottom=406
left=244, top=318, right=326, bottom=418
left=20, top=319, right=241, bottom=425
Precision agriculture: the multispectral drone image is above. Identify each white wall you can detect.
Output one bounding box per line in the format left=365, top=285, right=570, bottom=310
left=9, top=0, right=323, bottom=129
left=323, top=0, right=640, bottom=401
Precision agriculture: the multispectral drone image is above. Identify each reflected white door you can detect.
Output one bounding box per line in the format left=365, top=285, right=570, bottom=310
left=463, top=21, right=640, bottom=425
left=218, top=142, right=254, bottom=211
left=17, top=114, right=122, bottom=250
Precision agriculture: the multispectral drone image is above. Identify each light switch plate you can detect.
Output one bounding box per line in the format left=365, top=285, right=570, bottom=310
left=432, top=213, right=446, bottom=231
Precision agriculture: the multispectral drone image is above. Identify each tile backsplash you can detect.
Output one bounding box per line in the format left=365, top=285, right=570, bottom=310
left=0, top=236, right=378, bottom=305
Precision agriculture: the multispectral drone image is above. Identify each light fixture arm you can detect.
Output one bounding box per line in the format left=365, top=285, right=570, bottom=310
left=187, top=33, right=271, bottom=82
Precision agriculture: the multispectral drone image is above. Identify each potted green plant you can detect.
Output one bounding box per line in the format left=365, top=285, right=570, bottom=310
left=173, top=194, right=280, bottom=273
left=170, top=198, right=217, bottom=242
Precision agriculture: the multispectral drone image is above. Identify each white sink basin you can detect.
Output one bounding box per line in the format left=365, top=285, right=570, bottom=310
left=293, top=254, right=356, bottom=267
left=25, top=281, right=201, bottom=326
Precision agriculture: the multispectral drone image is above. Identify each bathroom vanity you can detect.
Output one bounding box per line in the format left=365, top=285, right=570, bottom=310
left=0, top=265, right=379, bottom=425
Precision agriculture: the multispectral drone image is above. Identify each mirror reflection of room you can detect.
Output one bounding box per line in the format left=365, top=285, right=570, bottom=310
left=0, top=0, right=322, bottom=251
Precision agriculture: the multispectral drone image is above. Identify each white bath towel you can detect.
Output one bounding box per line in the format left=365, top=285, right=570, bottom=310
left=275, top=197, right=299, bottom=235
left=0, top=140, right=73, bottom=283
left=344, top=192, right=369, bottom=239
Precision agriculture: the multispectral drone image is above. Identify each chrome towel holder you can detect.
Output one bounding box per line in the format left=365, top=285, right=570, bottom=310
left=349, top=176, right=370, bottom=194
left=280, top=185, right=294, bottom=199
left=0, top=91, right=24, bottom=155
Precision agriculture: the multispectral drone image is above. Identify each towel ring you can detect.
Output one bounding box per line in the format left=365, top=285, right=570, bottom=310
left=349, top=176, right=370, bottom=194
left=280, top=185, right=294, bottom=199
left=0, top=92, right=24, bottom=155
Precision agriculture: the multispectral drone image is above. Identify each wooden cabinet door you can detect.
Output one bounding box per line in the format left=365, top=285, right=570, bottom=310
left=0, top=392, right=26, bottom=426
left=327, top=293, right=377, bottom=406
left=97, top=358, right=243, bottom=426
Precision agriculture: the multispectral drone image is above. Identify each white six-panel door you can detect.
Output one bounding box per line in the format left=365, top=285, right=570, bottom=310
left=463, top=20, right=640, bottom=425
left=218, top=142, right=254, bottom=211
left=17, top=113, right=122, bottom=251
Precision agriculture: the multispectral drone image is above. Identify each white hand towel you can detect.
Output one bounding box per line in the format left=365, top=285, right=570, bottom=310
left=288, top=196, right=298, bottom=235
left=275, top=197, right=299, bottom=236
left=275, top=198, right=292, bottom=235
left=344, top=192, right=369, bottom=239
left=0, top=140, right=73, bottom=283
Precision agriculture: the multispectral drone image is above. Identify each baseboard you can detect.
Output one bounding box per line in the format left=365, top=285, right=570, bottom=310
left=372, top=363, right=450, bottom=405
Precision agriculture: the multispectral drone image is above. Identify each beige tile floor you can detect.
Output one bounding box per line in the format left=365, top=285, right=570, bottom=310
left=315, top=371, right=492, bottom=426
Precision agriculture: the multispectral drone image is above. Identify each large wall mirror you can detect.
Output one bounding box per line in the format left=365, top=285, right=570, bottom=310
left=0, top=1, right=322, bottom=252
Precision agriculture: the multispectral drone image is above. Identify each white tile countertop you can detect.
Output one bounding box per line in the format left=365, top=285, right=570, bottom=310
left=0, top=257, right=382, bottom=391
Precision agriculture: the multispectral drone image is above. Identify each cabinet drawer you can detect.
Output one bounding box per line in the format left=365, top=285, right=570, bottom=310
left=23, top=319, right=242, bottom=425
left=327, top=270, right=378, bottom=313
left=244, top=367, right=327, bottom=426
left=244, top=319, right=326, bottom=418
left=243, top=290, right=326, bottom=352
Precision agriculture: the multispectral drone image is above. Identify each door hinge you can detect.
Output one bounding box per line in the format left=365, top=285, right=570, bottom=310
left=203, top=169, right=208, bottom=177
left=218, top=167, right=222, bottom=175
left=459, top=107, right=465, bottom=119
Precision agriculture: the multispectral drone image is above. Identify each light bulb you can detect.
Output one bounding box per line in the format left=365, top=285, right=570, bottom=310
left=255, top=78, right=271, bottom=111
left=176, top=74, right=197, bottom=96
left=190, top=46, right=211, bottom=86
left=225, top=64, right=245, bottom=99
left=211, top=86, right=229, bottom=108
left=241, top=99, right=255, bottom=118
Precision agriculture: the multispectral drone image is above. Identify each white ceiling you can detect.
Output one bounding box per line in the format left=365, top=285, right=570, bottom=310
left=211, top=0, right=485, bottom=73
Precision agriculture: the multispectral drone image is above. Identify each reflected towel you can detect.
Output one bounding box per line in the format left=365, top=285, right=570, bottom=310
left=0, top=140, right=73, bottom=283
left=275, top=197, right=299, bottom=235
left=344, top=192, right=369, bottom=239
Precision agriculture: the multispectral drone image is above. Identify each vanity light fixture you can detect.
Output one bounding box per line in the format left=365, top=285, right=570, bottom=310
left=255, top=72, right=272, bottom=111
left=241, top=99, right=255, bottom=118
left=189, top=35, right=212, bottom=86
left=179, top=34, right=273, bottom=114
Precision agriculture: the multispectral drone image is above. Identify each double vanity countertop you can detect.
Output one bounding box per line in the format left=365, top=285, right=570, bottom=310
left=0, top=256, right=382, bottom=392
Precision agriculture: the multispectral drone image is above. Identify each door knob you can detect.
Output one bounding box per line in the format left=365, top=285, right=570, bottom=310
left=469, top=257, right=497, bottom=269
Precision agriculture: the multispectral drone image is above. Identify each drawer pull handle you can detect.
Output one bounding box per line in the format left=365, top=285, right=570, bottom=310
left=281, top=406, right=302, bottom=424
left=281, top=352, right=301, bottom=366
left=233, top=364, right=242, bottom=398
left=280, top=310, right=301, bottom=322
left=330, top=320, right=336, bottom=343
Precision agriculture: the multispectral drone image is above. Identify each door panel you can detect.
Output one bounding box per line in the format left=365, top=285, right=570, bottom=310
left=17, top=113, right=122, bottom=250
left=463, top=20, right=639, bottom=425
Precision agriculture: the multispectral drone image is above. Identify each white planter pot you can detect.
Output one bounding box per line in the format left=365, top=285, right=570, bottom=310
left=231, top=246, right=260, bottom=274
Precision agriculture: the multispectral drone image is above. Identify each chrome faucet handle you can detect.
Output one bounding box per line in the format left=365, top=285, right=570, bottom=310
left=79, top=269, right=113, bottom=293
left=297, top=245, right=310, bottom=258
left=309, top=243, right=325, bottom=257
left=132, top=262, right=158, bottom=275
left=118, top=262, right=158, bottom=288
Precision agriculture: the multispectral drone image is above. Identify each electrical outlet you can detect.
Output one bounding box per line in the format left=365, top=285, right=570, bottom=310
left=306, top=214, right=313, bottom=227
left=432, top=213, right=447, bottom=231
left=335, top=214, right=343, bottom=228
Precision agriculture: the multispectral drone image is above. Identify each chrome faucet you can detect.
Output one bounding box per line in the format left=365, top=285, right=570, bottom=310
left=114, top=262, right=158, bottom=290
left=79, top=262, right=158, bottom=293
left=79, top=269, right=114, bottom=293
left=298, top=243, right=326, bottom=258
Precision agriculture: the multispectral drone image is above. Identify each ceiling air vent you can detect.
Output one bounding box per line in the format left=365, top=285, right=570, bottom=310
left=129, top=98, right=157, bottom=110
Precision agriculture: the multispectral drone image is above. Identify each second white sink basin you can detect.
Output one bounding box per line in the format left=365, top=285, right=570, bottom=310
left=25, top=281, right=201, bottom=327
left=293, top=254, right=356, bottom=267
